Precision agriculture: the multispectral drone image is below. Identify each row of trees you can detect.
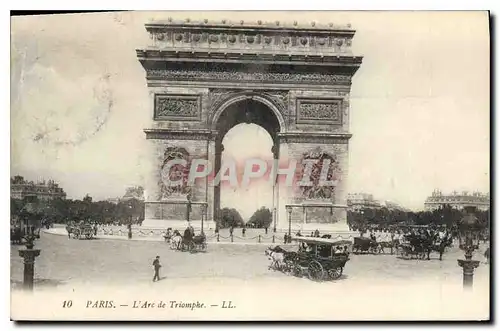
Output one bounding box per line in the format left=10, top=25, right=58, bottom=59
left=347, top=204, right=490, bottom=230
left=14, top=196, right=487, bottom=232
left=219, top=204, right=491, bottom=231
left=11, top=196, right=145, bottom=225
left=218, top=206, right=273, bottom=229
left=11, top=196, right=273, bottom=229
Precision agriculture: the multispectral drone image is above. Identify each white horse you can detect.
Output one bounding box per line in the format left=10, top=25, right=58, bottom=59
left=265, top=247, right=285, bottom=271
left=170, top=234, right=182, bottom=250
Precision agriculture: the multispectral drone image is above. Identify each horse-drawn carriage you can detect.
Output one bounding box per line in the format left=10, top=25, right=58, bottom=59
left=398, top=229, right=453, bottom=260
left=266, top=236, right=352, bottom=281
left=66, top=223, right=96, bottom=240
left=353, top=236, right=379, bottom=254
left=170, top=230, right=207, bottom=253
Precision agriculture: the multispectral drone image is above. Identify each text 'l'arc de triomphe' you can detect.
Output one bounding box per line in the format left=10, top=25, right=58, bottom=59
left=136, top=19, right=363, bottom=232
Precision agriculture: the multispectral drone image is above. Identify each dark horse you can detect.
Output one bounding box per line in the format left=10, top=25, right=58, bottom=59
left=404, top=231, right=453, bottom=260
left=403, top=234, right=432, bottom=259
left=426, top=233, right=453, bottom=261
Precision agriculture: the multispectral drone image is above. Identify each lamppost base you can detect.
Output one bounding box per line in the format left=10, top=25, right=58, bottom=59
left=458, top=259, right=480, bottom=289
left=18, top=249, right=41, bottom=291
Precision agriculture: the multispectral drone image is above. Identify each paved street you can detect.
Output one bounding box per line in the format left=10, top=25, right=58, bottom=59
left=11, top=232, right=490, bottom=320
left=11, top=231, right=490, bottom=288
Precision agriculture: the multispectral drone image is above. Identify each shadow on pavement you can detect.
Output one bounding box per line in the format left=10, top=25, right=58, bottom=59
left=11, top=278, right=67, bottom=290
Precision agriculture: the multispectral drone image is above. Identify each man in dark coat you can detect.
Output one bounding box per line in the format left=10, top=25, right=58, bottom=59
left=152, top=256, right=161, bottom=282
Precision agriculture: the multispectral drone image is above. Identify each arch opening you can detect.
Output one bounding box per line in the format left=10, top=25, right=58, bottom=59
left=213, top=97, right=282, bottom=228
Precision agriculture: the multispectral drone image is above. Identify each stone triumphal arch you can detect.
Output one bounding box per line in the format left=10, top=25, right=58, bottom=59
left=137, top=19, right=363, bottom=232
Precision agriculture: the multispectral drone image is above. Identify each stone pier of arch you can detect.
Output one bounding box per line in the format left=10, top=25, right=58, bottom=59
left=136, top=19, right=363, bottom=234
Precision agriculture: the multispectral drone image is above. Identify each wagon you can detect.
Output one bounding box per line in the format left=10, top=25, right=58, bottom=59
left=353, top=236, right=379, bottom=254
left=182, top=234, right=207, bottom=252
left=288, top=236, right=352, bottom=281
left=66, top=223, right=95, bottom=240
left=170, top=233, right=207, bottom=253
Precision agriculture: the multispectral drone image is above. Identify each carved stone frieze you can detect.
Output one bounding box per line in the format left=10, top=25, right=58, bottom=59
left=154, top=94, right=201, bottom=121
left=296, top=98, right=343, bottom=125
left=296, top=148, right=342, bottom=201
left=147, top=20, right=356, bottom=56
left=208, top=89, right=288, bottom=116
left=158, top=147, right=192, bottom=200
left=208, top=89, right=240, bottom=112
left=147, top=69, right=351, bottom=85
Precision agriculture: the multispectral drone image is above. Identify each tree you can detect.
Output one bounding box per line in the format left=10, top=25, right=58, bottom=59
left=219, top=208, right=244, bottom=228
left=10, top=198, right=24, bottom=219
left=247, top=207, right=272, bottom=228
left=117, top=198, right=145, bottom=223
left=11, top=175, right=25, bottom=184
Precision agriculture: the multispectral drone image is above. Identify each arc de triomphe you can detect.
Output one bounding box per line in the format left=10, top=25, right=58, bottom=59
left=136, top=19, right=363, bottom=232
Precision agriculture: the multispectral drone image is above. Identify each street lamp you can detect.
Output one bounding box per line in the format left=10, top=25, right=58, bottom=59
left=127, top=204, right=133, bottom=239
left=201, top=203, right=208, bottom=235
left=457, top=206, right=481, bottom=289
left=215, top=209, right=220, bottom=234
left=273, top=207, right=277, bottom=233
left=186, top=194, right=192, bottom=223
left=286, top=205, right=292, bottom=242
left=359, top=210, right=366, bottom=237
left=18, top=197, right=41, bottom=291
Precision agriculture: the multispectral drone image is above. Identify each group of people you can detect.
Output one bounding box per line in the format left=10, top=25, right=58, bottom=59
left=295, top=229, right=322, bottom=238
left=162, top=223, right=196, bottom=242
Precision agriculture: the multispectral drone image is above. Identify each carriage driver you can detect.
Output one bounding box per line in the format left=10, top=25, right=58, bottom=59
left=187, top=222, right=195, bottom=236
left=184, top=223, right=195, bottom=242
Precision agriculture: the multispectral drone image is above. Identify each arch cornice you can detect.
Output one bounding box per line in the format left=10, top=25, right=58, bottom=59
left=209, top=90, right=286, bottom=132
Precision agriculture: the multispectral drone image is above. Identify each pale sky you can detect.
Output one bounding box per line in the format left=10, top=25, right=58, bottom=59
left=10, top=11, right=490, bottom=214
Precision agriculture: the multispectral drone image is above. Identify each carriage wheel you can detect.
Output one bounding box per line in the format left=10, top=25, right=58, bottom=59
left=85, top=233, right=92, bottom=239
left=328, top=267, right=343, bottom=280
left=292, top=265, right=302, bottom=277
left=307, top=260, right=324, bottom=281
left=282, top=260, right=293, bottom=274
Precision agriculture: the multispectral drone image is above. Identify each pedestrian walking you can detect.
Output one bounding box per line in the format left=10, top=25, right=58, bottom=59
left=152, top=256, right=161, bottom=282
